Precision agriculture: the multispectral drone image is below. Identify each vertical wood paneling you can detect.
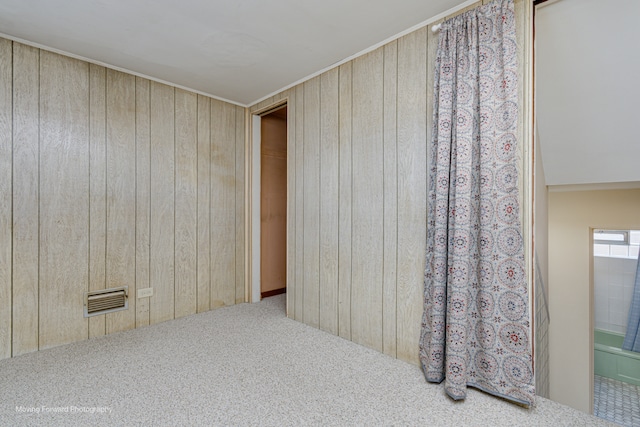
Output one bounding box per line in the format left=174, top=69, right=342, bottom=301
left=0, top=39, right=246, bottom=361
left=12, top=43, right=39, bottom=355
left=174, top=89, right=198, bottom=318
left=105, top=69, right=136, bottom=334
left=88, top=64, right=107, bottom=338
left=197, top=95, right=211, bottom=313
left=149, top=82, right=175, bottom=324
left=383, top=41, right=398, bottom=358
left=319, top=69, right=339, bottom=335
left=0, top=3, right=527, bottom=365
left=272, top=92, right=285, bottom=104
left=210, top=100, right=236, bottom=308
left=0, top=39, right=11, bottom=359
left=286, top=89, right=296, bottom=318
left=294, top=84, right=304, bottom=322
left=396, top=28, right=427, bottom=364
left=246, top=3, right=529, bottom=369
left=235, top=105, right=245, bottom=303
left=338, top=63, right=352, bottom=340
left=351, top=49, right=385, bottom=351
left=251, top=96, right=275, bottom=114
left=39, top=51, right=89, bottom=350
left=135, top=77, right=151, bottom=328
left=303, top=77, right=320, bottom=328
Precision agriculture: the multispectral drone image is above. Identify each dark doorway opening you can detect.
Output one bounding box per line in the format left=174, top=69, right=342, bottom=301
left=260, top=106, right=287, bottom=299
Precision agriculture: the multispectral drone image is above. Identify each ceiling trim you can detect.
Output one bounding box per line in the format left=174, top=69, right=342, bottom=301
left=548, top=182, right=640, bottom=193
left=248, top=0, right=477, bottom=107
left=0, top=31, right=246, bottom=107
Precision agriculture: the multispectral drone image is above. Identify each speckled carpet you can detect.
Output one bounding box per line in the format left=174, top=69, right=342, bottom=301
left=0, top=295, right=613, bottom=426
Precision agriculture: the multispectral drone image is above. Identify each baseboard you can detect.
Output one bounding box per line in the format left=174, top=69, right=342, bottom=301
left=261, top=288, right=286, bottom=298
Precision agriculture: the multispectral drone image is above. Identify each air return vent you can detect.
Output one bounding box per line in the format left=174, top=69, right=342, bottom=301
left=84, top=286, right=128, bottom=317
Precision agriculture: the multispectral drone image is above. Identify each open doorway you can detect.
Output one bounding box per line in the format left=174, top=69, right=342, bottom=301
left=535, top=0, right=640, bottom=415
left=258, top=106, right=287, bottom=300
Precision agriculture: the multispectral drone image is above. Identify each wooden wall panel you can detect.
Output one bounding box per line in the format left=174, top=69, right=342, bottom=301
left=197, top=95, right=211, bottom=313
left=303, top=77, right=320, bottom=329
left=286, top=89, right=296, bottom=318
left=396, top=28, right=428, bottom=364
left=39, top=51, right=89, bottom=350
left=0, top=39, right=12, bottom=359
left=319, top=69, right=339, bottom=335
left=135, top=77, right=151, bottom=328
left=88, top=64, right=107, bottom=338
left=12, top=43, right=39, bottom=355
left=247, top=24, right=431, bottom=366
left=149, top=82, right=175, bottom=325
left=174, top=89, right=198, bottom=318
left=294, top=84, right=304, bottom=322
left=210, top=100, right=236, bottom=308
left=351, top=49, right=384, bottom=352
left=382, top=41, right=398, bottom=358
left=249, top=96, right=275, bottom=114
left=246, top=1, right=528, bottom=370
left=235, top=105, right=245, bottom=303
left=105, top=69, right=136, bottom=334
left=337, top=62, right=352, bottom=340
left=272, top=91, right=286, bottom=104
left=0, top=38, right=245, bottom=361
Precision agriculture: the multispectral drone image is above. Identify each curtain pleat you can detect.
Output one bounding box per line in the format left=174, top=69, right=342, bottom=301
left=419, top=0, right=535, bottom=406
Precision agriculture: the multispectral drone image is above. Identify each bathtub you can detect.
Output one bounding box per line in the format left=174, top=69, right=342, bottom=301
left=594, top=329, right=640, bottom=386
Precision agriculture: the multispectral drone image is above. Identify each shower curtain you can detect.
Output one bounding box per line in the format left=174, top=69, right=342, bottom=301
left=419, top=0, right=535, bottom=406
left=622, top=253, right=640, bottom=352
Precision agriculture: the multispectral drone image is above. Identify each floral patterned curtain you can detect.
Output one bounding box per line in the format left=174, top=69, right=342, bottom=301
left=419, top=0, right=535, bottom=406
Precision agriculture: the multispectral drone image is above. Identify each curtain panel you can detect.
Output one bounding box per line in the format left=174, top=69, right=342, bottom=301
left=419, top=0, right=535, bottom=406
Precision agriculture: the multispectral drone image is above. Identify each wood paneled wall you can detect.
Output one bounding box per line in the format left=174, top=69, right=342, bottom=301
left=0, top=38, right=245, bottom=359
left=250, top=0, right=529, bottom=367
left=250, top=28, right=429, bottom=365
left=0, top=0, right=529, bottom=368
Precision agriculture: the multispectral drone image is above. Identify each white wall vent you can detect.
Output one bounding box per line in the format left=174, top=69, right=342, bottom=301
left=84, top=286, right=128, bottom=317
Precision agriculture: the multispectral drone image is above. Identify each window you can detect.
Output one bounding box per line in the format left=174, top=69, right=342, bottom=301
left=594, top=229, right=640, bottom=259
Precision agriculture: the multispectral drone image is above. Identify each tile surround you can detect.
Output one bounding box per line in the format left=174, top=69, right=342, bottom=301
left=594, top=256, right=637, bottom=335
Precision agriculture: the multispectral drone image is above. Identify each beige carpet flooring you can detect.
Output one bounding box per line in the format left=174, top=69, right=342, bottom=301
left=0, top=295, right=614, bottom=426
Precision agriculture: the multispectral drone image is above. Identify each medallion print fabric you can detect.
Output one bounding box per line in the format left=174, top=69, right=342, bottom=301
left=419, top=0, right=535, bottom=406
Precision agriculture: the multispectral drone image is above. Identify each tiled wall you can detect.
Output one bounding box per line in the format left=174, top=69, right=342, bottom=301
left=594, top=256, right=637, bottom=335
left=535, top=256, right=550, bottom=399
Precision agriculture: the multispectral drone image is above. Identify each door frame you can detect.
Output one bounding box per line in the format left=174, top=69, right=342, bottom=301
left=248, top=100, right=288, bottom=304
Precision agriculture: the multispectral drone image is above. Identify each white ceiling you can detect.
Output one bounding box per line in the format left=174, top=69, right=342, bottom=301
left=536, top=0, right=640, bottom=187
left=0, top=0, right=467, bottom=105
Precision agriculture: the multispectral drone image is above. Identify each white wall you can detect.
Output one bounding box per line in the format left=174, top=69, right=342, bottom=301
left=537, top=0, right=640, bottom=413
left=548, top=189, right=640, bottom=414
left=536, top=0, right=640, bottom=185
left=534, top=124, right=550, bottom=398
